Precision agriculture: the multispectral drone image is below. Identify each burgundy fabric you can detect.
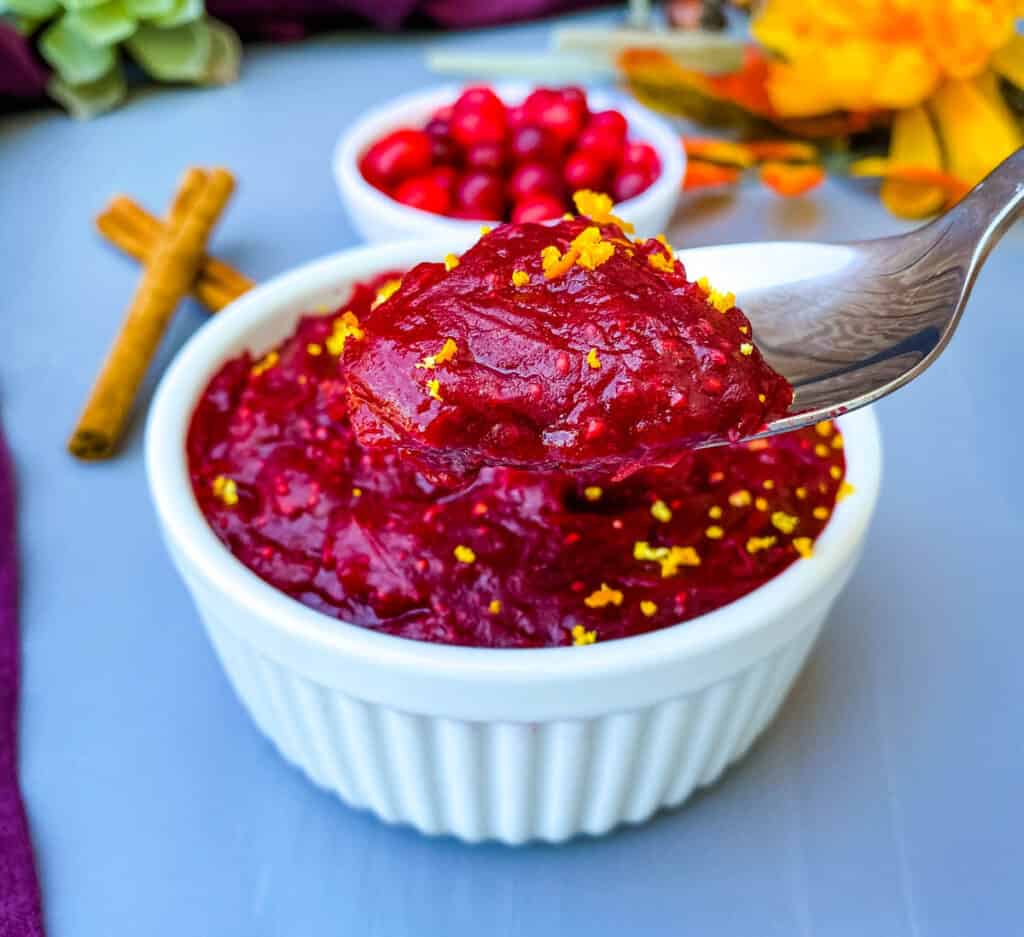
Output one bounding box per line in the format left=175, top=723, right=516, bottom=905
left=422, top=0, right=604, bottom=28
left=0, top=23, right=48, bottom=99
left=1, top=1, right=608, bottom=92
left=206, top=0, right=605, bottom=36
left=0, top=420, right=43, bottom=937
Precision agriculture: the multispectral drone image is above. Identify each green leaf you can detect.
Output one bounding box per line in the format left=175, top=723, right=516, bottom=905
left=125, top=18, right=209, bottom=82
left=39, top=14, right=116, bottom=84
left=66, top=0, right=136, bottom=45
left=3, top=0, right=59, bottom=18
left=61, top=0, right=116, bottom=11
left=200, top=17, right=239, bottom=86
left=10, top=14, right=46, bottom=33
left=123, top=0, right=174, bottom=18
left=151, top=0, right=201, bottom=27
left=47, top=63, right=125, bottom=117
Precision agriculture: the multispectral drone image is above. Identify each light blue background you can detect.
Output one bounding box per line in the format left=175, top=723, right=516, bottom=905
left=3, top=11, right=1023, bottom=936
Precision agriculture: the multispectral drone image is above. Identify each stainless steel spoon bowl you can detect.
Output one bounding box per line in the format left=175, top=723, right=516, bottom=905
left=679, top=147, right=1024, bottom=444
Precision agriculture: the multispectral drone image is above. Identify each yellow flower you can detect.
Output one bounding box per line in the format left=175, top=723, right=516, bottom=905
left=621, top=1, right=1023, bottom=220
left=754, top=0, right=1020, bottom=115
left=754, top=0, right=1024, bottom=217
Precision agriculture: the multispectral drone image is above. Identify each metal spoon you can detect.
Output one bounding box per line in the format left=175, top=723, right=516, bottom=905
left=680, top=147, right=1024, bottom=443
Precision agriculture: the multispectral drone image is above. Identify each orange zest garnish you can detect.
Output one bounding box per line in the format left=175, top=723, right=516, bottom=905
left=571, top=624, right=597, bottom=645
left=571, top=189, right=635, bottom=233
left=541, top=245, right=578, bottom=279
left=583, top=582, right=624, bottom=609
left=416, top=338, right=458, bottom=370
left=325, top=311, right=364, bottom=356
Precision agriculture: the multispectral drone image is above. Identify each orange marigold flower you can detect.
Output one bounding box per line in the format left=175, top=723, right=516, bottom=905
left=759, top=161, right=825, bottom=197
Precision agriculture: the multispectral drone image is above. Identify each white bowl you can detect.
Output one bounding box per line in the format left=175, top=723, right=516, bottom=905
left=333, top=83, right=685, bottom=242
left=147, top=239, right=882, bottom=845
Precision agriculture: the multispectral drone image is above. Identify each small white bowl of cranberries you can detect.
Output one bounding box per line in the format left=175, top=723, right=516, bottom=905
left=334, top=83, right=684, bottom=242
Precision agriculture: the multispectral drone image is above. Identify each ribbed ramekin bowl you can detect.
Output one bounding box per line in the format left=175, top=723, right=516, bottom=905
left=147, top=239, right=882, bottom=845
left=333, top=83, right=685, bottom=243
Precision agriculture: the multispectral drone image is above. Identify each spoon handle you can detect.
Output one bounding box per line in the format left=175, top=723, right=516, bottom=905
left=943, top=147, right=1024, bottom=270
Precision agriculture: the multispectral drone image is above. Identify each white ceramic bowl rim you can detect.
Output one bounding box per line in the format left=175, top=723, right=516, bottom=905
left=147, top=239, right=882, bottom=720
left=333, top=82, right=685, bottom=232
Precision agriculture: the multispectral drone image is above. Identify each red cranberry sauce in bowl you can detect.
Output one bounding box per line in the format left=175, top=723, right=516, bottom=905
left=188, top=227, right=848, bottom=650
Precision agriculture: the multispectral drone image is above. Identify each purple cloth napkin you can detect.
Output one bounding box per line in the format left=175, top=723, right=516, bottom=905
left=0, top=421, right=43, bottom=937
left=1, top=1, right=609, bottom=89
left=0, top=23, right=48, bottom=100
left=205, top=0, right=605, bottom=37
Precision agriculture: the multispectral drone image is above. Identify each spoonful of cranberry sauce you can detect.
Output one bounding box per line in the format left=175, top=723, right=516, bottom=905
left=344, top=192, right=793, bottom=479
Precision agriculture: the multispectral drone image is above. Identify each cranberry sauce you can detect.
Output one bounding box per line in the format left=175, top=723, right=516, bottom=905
left=345, top=214, right=793, bottom=479
left=188, top=276, right=848, bottom=649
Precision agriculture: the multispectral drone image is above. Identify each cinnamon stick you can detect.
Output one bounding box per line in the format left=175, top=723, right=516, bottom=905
left=69, top=168, right=236, bottom=460
left=96, top=195, right=252, bottom=312
left=107, top=195, right=252, bottom=296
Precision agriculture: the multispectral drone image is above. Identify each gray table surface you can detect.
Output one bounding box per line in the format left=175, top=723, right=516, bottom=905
left=3, top=11, right=1023, bottom=936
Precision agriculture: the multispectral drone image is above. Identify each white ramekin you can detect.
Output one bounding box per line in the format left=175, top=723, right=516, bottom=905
left=333, top=82, right=685, bottom=243
left=146, top=239, right=882, bottom=845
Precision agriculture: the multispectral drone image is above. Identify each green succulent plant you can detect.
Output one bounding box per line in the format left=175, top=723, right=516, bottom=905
left=1, top=0, right=241, bottom=117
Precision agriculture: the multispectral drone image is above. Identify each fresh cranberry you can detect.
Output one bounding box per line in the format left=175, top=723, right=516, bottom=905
left=464, top=141, right=506, bottom=173
left=455, top=170, right=505, bottom=219
left=576, top=125, right=625, bottom=166
left=621, top=141, right=661, bottom=177
left=428, top=135, right=459, bottom=166
left=431, top=138, right=458, bottom=165
left=506, top=104, right=530, bottom=130
left=429, top=166, right=458, bottom=195
left=511, top=193, right=564, bottom=224
left=587, top=109, right=628, bottom=141
left=522, top=88, right=585, bottom=145
left=394, top=174, right=451, bottom=214
left=431, top=105, right=453, bottom=122
left=448, top=206, right=489, bottom=220
left=450, top=86, right=507, bottom=146
left=509, top=125, right=561, bottom=164
left=563, top=150, right=609, bottom=192
left=558, top=86, right=589, bottom=121
left=611, top=167, right=653, bottom=202
left=507, top=162, right=563, bottom=202
left=424, top=117, right=450, bottom=140
left=360, top=128, right=433, bottom=187
left=522, top=88, right=556, bottom=116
